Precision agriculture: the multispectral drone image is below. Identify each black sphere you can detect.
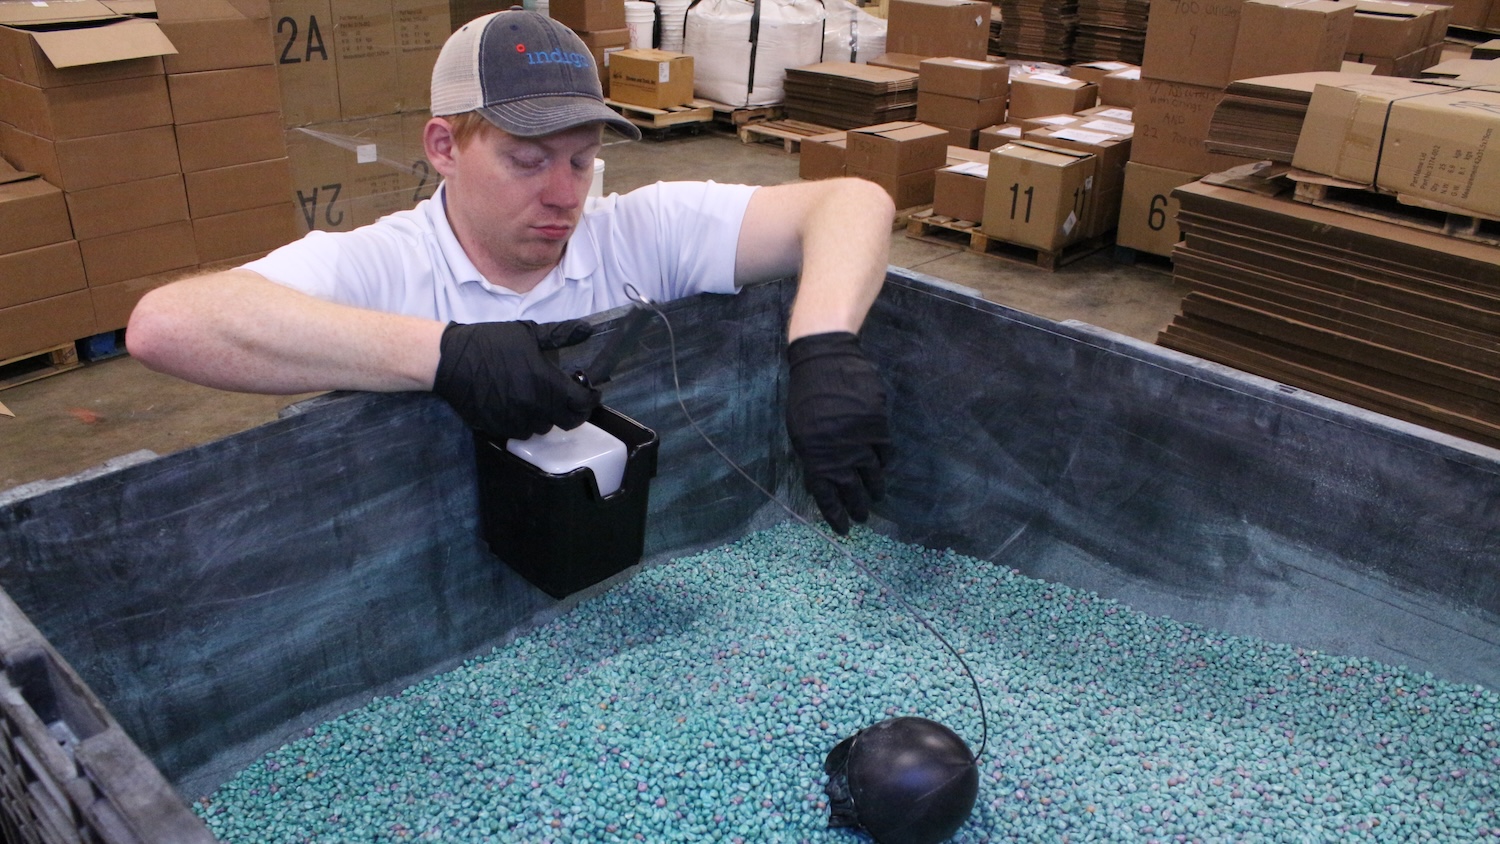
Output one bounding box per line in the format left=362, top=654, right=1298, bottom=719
left=822, top=716, right=979, bottom=844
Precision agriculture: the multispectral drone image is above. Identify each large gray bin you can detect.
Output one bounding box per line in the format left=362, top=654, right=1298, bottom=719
left=0, top=269, right=1496, bottom=841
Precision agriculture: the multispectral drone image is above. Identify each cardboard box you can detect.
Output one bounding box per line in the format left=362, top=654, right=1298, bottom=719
left=549, top=0, right=626, bottom=32
left=799, top=131, right=848, bottom=180
left=933, top=158, right=987, bottom=221
left=286, top=122, right=356, bottom=232
left=1079, top=105, right=1134, bottom=122
left=0, top=75, right=173, bottom=140
left=78, top=220, right=198, bottom=286
left=0, top=124, right=181, bottom=192
left=1074, top=114, right=1135, bottom=137
left=1016, top=113, right=1084, bottom=133
left=885, top=0, right=989, bottom=60
left=0, top=173, right=71, bottom=253
left=175, top=112, right=289, bottom=172
left=285, top=114, right=430, bottom=233
left=928, top=122, right=979, bottom=148
left=867, top=52, right=927, bottom=73
left=977, top=122, right=1024, bottom=150
left=0, top=240, right=86, bottom=309
left=845, top=121, right=949, bottom=174
left=169, top=65, right=283, bottom=125
left=1069, top=61, right=1137, bottom=85
left=580, top=28, right=631, bottom=95
left=982, top=141, right=1096, bottom=250
left=193, top=203, right=300, bottom=263
left=0, top=290, right=95, bottom=361
left=332, top=0, right=399, bottom=119
left=393, top=0, right=449, bottom=112
left=916, top=92, right=1005, bottom=129
left=0, top=14, right=173, bottom=88
left=1116, top=161, right=1199, bottom=257
left=1449, top=0, right=1494, bottom=27
left=1228, top=0, right=1355, bottom=81
left=1141, top=0, right=1245, bottom=88
left=1008, top=73, right=1097, bottom=119
left=185, top=158, right=295, bottom=218
left=846, top=165, right=938, bottom=208
left=270, top=0, right=341, bottom=126
left=609, top=49, right=693, bottom=109
left=1348, top=1, right=1434, bottom=58
left=1291, top=78, right=1446, bottom=183
left=1100, top=67, right=1139, bottom=107
left=66, top=174, right=191, bottom=240
left=1378, top=87, right=1500, bottom=216
left=1024, top=124, right=1131, bottom=236
left=918, top=56, right=1008, bottom=99
left=1130, top=78, right=1256, bottom=173
left=90, top=271, right=181, bottom=334
left=157, top=0, right=275, bottom=74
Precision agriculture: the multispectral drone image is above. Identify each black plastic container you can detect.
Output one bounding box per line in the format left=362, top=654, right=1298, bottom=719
left=473, top=405, right=659, bottom=599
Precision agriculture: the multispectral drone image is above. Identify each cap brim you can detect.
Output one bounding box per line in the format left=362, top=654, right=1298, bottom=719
left=479, top=95, right=642, bottom=141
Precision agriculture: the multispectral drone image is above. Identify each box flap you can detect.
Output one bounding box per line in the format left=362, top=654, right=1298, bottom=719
left=100, top=0, right=155, bottom=14
left=30, top=18, right=176, bottom=69
left=0, top=158, right=38, bottom=185
left=0, top=0, right=119, bottom=25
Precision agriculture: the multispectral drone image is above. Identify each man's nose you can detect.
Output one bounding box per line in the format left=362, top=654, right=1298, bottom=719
left=541, top=160, right=585, bottom=208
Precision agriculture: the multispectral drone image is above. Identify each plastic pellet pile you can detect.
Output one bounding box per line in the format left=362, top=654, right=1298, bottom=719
left=197, top=522, right=1500, bottom=842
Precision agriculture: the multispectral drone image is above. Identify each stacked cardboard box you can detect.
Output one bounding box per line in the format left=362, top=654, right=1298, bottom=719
left=799, top=131, right=849, bottom=180
left=161, top=0, right=296, bottom=275
left=551, top=0, right=630, bottom=96
left=1007, top=72, right=1097, bottom=118
left=784, top=62, right=919, bottom=129
left=916, top=57, right=1009, bottom=148
left=1025, top=114, right=1131, bottom=236
left=0, top=162, right=91, bottom=360
left=1343, top=0, right=1449, bottom=77
left=1161, top=177, right=1500, bottom=450
left=272, top=0, right=448, bottom=233
left=994, top=0, right=1078, bottom=64
left=0, top=3, right=197, bottom=337
left=845, top=120, right=949, bottom=208
left=1073, top=0, right=1148, bottom=64
left=885, top=0, right=990, bottom=61
left=982, top=140, right=1097, bottom=251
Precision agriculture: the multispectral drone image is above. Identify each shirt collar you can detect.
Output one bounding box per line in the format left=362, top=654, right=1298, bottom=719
left=428, top=183, right=599, bottom=302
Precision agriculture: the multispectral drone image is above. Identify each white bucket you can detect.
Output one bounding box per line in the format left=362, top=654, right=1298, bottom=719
left=589, top=158, right=605, bottom=198
left=625, top=1, right=655, bottom=49
left=656, top=0, right=690, bottom=51
left=535, top=0, right=549, bottom=16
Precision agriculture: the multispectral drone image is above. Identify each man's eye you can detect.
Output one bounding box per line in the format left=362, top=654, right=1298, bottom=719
left=511, top=155, right=545, bottom=170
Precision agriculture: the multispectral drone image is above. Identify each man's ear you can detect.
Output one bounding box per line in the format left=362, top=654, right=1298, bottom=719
left=425, top=117, right=458, bottom=179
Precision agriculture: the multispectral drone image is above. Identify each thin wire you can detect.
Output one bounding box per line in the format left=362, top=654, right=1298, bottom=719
left=622, top=287, right=989, bottom=762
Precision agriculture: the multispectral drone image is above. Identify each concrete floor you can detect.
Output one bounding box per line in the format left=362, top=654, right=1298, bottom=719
left=0, top=128, right=1188, bottom=494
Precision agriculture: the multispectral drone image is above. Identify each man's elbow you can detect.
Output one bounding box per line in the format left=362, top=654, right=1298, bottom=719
left=838, top=177, right=896, bottom=222
left=124, top=286, right=181, bottom=372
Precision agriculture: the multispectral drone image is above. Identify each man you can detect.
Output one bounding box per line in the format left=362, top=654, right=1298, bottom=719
left=127, top=8, right=895, bottom=534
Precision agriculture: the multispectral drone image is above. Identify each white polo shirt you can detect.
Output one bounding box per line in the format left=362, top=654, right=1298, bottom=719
left=242, top=180, right=760, bottom=323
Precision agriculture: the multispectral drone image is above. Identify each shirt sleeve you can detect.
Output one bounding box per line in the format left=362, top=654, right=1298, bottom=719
left=606, top=181, right=758, bottom=302
left=238, top=219, right=430, bottom=314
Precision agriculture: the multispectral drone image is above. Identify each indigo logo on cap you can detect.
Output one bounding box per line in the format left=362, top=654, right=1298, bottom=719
left=521, top=44, right=590, bottom=68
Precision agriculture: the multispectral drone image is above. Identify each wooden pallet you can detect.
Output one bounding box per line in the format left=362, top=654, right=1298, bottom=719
left=1289, top=175, right=1500, bottom=247
left=605, top=99, right=715, bottom=132
left=737, top=119, right=837, bottom=152
left=906, top=210, right=1110, bottom=270
left=695, top=98, right=784, bottom=128
left=0, top=343, right=81, bottom=392
left=1112, top=244, right=1175, bottom=275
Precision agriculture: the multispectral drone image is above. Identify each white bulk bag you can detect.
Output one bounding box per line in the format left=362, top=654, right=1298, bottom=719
left=684, top=0, right=827, bottom=108
left=821, top=0, right=886, bottom=64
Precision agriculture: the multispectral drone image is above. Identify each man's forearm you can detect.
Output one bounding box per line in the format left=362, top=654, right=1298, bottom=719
left=127, top=270, right=445, bottom=395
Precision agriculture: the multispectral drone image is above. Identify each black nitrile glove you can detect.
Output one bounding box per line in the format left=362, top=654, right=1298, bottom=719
left=433, top=320, right=600, bottom=441
left=785, top=331, right=892, bottom=535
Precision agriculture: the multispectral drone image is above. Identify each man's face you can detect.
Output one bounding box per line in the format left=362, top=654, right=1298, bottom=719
left=444, top=121, right=603, bottom=280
